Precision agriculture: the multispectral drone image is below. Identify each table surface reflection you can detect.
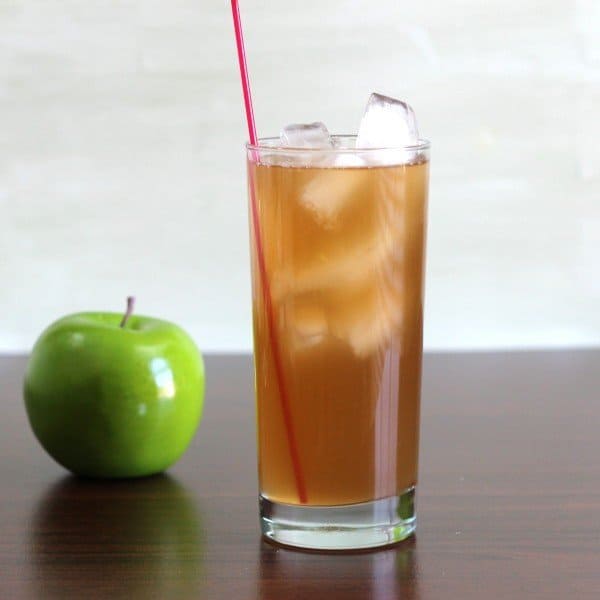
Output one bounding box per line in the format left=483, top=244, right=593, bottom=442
left=1, top=351, right=599, bottom=599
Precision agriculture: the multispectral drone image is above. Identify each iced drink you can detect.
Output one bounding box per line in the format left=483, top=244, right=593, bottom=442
left=247, top=94, right=429, bottom=549
left=251, top=158, right=428, bottom=505
left=247, top=120, right=429, bottom=550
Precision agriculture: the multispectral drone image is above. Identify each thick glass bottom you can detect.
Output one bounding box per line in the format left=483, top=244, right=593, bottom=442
left=260, top=487, right=416, bottom=551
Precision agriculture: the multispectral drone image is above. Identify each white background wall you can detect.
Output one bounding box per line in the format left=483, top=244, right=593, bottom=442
left=1, top=0, right=599, bottom=353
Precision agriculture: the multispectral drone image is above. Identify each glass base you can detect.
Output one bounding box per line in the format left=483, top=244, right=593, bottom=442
left=260, top=487, right=415, bottom=551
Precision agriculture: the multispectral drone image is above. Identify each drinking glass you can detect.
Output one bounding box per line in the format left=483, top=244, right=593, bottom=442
left=247, top=136, right=430, bottom=550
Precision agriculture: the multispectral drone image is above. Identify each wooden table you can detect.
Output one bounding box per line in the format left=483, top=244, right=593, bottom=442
left=1, top=351, right=598, bottom=599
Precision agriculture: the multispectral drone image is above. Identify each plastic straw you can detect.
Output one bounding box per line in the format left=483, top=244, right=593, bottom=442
left=230, top=0, right=307, bottom=504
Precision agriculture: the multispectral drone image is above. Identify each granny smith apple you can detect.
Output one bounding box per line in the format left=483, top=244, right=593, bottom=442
left=24, top=298, right=205, bottom=478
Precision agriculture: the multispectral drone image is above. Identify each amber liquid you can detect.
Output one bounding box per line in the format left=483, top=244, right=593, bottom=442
left=249, top=158, right=429, bottom=506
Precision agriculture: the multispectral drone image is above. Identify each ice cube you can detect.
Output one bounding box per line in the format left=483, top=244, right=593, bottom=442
left=280, top=122, right=333, bottom=148
left=272, top=167, right=407, bottom=357
left=286, top=298, right=329, bottom=351
left=272, top=171, right=404, bottom=302
left=300, top=165, right=369, bottom=228
left=271, top=227, right=398, bottom=302
left=356, top=93, right=419, bottom=151
left=282, top=251, right=404, bottom=357
left=327, top=272, right=403, bottom=357
left=332, top=153, right=365, bottom=168
left=263, top=122, right=335, bottom=168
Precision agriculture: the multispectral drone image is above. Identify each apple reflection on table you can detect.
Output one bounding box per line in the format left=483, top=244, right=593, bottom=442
left=29, top=474, right=205, bottom=598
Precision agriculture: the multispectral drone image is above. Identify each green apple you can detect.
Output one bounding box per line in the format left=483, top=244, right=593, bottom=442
left=24, top=298, right=205, bottom=478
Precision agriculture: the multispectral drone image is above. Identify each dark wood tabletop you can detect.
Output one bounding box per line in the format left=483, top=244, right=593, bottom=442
left=1, top=351, right=599, bottom=599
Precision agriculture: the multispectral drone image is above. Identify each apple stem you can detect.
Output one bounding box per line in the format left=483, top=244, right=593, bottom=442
left=120, top=296, right=136, bottom=328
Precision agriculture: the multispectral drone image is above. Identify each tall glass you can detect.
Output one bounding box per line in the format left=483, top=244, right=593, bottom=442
left=247, top=136, right=430, bottom=550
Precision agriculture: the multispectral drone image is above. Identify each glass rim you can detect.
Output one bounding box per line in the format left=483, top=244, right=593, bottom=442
left=246, top=134, right=430, bottom=154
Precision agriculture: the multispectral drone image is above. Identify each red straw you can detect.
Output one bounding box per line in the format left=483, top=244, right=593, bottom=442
left=230, top=0, right=307, bottom=504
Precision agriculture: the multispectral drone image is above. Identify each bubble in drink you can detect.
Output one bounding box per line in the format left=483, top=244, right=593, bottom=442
left=356, top=93, right=419, bottom=150
left=280, top=122, right=333, bottom=148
